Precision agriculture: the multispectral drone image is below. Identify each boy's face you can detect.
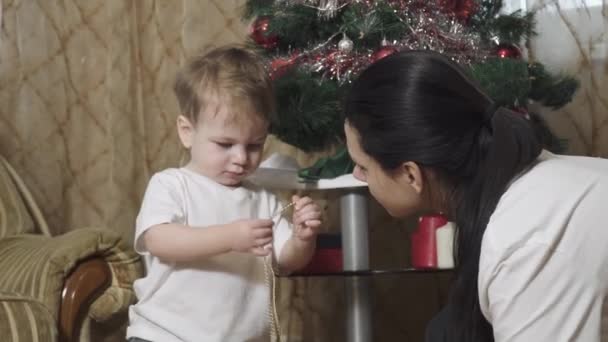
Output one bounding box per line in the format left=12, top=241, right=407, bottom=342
left=177, top=104, right=268, bottom=187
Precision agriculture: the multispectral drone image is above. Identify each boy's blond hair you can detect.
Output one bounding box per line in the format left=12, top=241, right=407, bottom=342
left=174, top=45, right=275, bottom=123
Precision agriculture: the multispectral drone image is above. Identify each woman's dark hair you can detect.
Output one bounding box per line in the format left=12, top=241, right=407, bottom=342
left=345, top=50, right=542, bottom=341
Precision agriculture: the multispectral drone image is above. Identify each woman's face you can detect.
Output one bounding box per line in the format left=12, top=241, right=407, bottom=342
left=345, top=122, right=426, bottom=218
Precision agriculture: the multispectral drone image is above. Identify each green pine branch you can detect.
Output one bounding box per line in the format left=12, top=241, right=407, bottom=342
left=342, top=2, right=406, bottom=48
left=272, top=69, right=347, bottom=152
left=470, top=58, right=530, bottom=108
left=528, top=62, right=579, bottom=109
left=491, top=11, right=536, bottom=44
left=471, top=1, right=535, bottom=46
left=470, top=0, right=503, bottom=26
left=242, top=0, right=275, bottom=20
left=268, top=4, right=343, bottom=52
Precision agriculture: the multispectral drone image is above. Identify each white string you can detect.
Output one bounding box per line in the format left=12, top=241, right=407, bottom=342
left=264, top=253, right=281, bottom=341
left=266, top=201, right=295, bottom=342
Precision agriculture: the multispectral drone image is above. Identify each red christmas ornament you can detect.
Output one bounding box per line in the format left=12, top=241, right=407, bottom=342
left=269, top=54, right=299, bottom=80
left=494, top=43, right=522, bottom=59
left=370, top=46, right=399, bottom=63
left=249, top=16, right=278, bottom=49
left=321, top=50, right=356, bottom=80
left=439, top=0, right=477, bottom=23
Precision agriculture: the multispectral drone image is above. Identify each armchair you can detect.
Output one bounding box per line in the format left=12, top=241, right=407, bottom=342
left=0, top=156, right=143, bottom=342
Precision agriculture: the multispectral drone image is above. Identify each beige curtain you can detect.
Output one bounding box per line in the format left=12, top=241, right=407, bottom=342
left=0, top=1, right=448, bottom=341
left=0, top=0, right=249, bottom=240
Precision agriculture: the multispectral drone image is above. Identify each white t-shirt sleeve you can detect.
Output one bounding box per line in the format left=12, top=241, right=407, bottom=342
left=134, top=172, right=186, bottom=254
left=479, top=242, right=594, bottom=342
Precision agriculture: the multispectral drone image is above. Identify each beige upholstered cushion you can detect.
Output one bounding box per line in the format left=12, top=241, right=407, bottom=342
left=0, top=292, right=58, bottom=342
left=0, top=157, right=35, bottom=238
left=0, top=228, right=142, bottom=320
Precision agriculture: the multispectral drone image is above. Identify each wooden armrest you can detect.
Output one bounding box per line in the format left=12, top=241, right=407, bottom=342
left=59, top=257, right=111, bottom=342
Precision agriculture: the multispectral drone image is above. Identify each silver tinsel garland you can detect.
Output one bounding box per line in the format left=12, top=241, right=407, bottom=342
left=272, top=0, right=488, bottom=84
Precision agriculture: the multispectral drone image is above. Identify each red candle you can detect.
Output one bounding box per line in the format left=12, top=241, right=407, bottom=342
left=411, top=214, right=448, bottom=269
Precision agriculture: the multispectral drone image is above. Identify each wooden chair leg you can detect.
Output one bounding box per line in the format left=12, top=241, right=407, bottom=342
left=59, top=258, right=111, bottom=342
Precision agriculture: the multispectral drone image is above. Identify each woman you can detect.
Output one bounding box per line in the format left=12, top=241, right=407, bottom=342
left=344, top=50, right=608, bottom=341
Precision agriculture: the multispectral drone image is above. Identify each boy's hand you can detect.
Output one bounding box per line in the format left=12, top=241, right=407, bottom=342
left=229, top=219, right=274, bottom=256
left=291, top=195, right=322, bottom=242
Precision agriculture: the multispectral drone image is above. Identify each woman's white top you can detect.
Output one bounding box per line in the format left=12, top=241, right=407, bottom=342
left=479, top=151, right=608, bottom=341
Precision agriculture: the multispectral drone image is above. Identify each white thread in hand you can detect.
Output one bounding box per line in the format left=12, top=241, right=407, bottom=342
left=265, top=201, right=295, bottom=342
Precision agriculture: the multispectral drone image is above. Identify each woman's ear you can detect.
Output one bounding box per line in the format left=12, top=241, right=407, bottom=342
left=400, top=161, right=424, bottom=194
left=177, top=115, right=194, bottom=149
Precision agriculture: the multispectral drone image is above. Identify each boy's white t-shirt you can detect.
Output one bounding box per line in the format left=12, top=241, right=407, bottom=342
left=127, top=168, right=292, bottom=342
left=479, top=151, right=608, bottom=341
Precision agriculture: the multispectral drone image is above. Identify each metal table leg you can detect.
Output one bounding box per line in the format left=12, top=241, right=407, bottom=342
left=340, top=190, right=372, bottom=342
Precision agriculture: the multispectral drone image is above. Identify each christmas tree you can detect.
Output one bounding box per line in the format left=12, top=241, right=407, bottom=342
left=243, top=0, right=578, bottom=180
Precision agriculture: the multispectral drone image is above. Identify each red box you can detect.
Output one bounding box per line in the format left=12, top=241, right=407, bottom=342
left=299, top=248, right=343, bottom=274
left=297, top=234, right=343, bottom=274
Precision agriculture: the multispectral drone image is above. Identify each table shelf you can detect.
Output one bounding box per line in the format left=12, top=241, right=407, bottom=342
left=289, top=268, right=452, bottom=277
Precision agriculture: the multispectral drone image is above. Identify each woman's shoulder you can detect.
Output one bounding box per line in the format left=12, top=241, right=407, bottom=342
left=483, top=151, right=608, bottom=254
left=534, top=150, right=608, bottom=177
left=502, top=150, right=608, bottom=201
